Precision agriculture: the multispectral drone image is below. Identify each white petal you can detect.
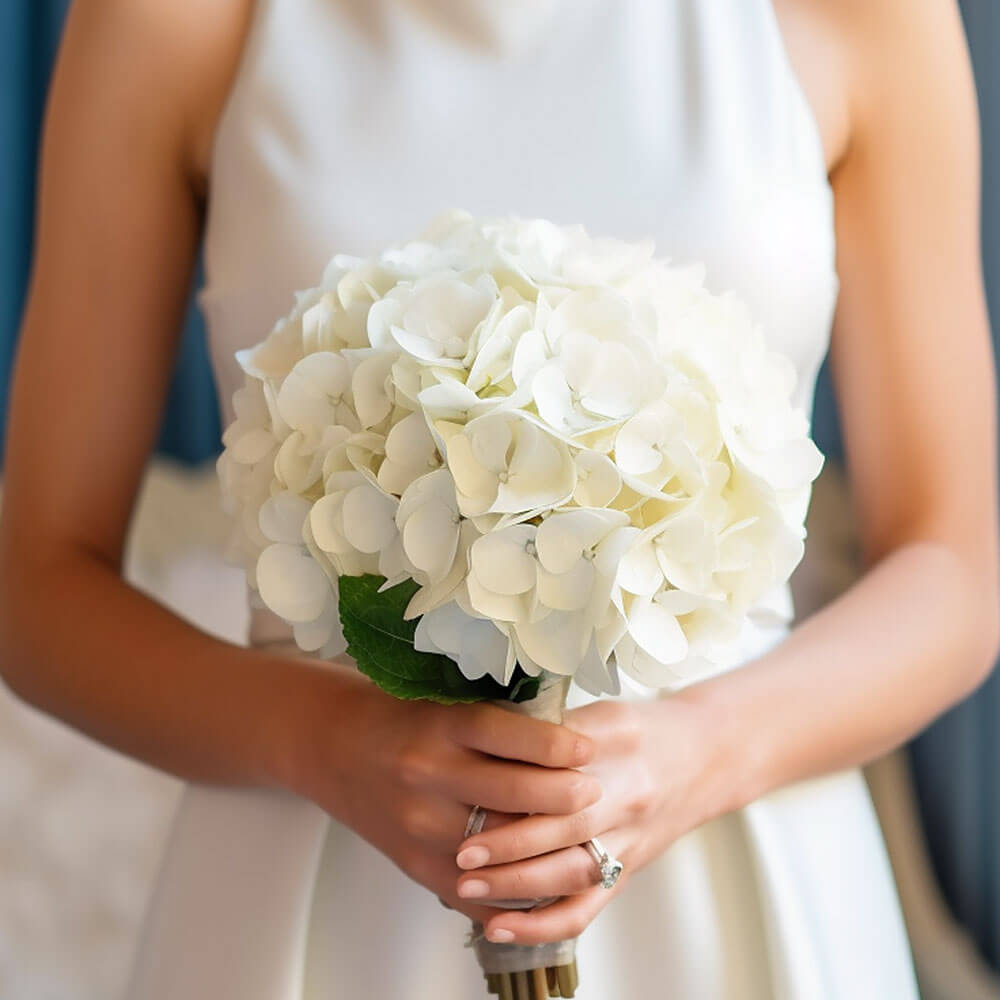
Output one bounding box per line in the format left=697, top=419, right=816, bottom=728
left=614, top=635, right=681, bottom=688
left=574, top=452, right=622, bottom=507
left=535, top=509, right=627, bottom=575
left=536, top=559, right=594, bottom=611
left=293, top=599, right=340, bottom=652
left=391, top=325, right=449, bottom=363
left=277, top=353, right=352, bottom=430
left=470, top=526, right=537, bottom=595
left=466, top=570, right=528, bottom=623
left=417, top=379, right=482, bottom=421
left=402, top=502, right=460, bottom=584
left=366, top=296, right=404, bottom=351
left=511, top=329, right=549, bottom=387
left=467, top=413, right=514, bottom=473
left=459, top=618, right=512, bottom=683
left=274, top=431, right=324, bottom=494
left=616, top=541, right=664, bottom=596
left=532, top=365, right=576, bottom=432
left=230, top=428, right=275, bottom=465
left=447, top=433, right=499, bottom=514
left=628, top=597, right=689, bottom=664
left=341, top=485, right=399, bottom=554
left=514, top=611, right=589, bottom=676
left=498, top=422, right=576, bottom=512
left=352, top=354, right=396, bottom=428
left=258, top=491, right=311, bottom=545
left=256, top=543, right=331, bottom=624
left=309, top=493, right=353, bottom=554
left=573, top=637, right=621, bottom=697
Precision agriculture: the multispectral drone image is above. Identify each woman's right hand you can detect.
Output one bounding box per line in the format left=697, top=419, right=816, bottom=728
left=287, top=665, right=601, bottom=920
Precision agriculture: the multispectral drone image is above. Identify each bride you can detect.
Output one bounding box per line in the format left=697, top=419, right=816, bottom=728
left=2, top=0, right=996, bottom=996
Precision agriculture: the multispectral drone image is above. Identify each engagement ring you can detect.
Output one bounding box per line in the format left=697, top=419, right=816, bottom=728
left=585, top=838, right=624, bottom=889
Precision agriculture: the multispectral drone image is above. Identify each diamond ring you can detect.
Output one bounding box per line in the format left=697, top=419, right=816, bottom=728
left=584, top=837, right=624, bottom=889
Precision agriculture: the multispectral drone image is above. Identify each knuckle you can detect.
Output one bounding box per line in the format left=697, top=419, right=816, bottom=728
left=569, top=809, right=596, bottom=843
left=396, top=745, right=434, bottom=787
left=542, top=729, right=564, bottom=763
left=566, top=776, right=597, bottom=813
left=575, top=849, right=596, bottom=884
left=399, top=800, right=432, bottom=839
left=507, top=867, right=530, bottom=897
left=628, top=770, right=658, bottom=821
left=566, top=912, right=589, bottom=938
left=466, top=703, right=493, bottom=738
left=503, top=827, right=531, bottom=861
left=617, top=708, right=643, bottom=749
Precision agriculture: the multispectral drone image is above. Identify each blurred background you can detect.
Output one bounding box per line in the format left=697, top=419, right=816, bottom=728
left=2, top=2, right=999, bottom=998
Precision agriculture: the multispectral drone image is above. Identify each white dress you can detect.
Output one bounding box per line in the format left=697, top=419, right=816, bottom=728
left=126, top=1, right=920, bottom=996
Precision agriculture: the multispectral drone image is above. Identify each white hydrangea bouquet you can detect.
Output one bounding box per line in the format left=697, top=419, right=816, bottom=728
left=218, top=212, right=822, bottom=999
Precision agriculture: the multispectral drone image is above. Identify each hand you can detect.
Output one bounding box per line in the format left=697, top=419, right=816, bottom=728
left=290, top=668, right=603, bottom=922
left=452, top=693, right=728, bottom=945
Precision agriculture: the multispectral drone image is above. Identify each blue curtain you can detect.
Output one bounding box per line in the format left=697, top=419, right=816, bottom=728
left=0, top=0, right=219, bottom=465
left=3, top=0, right=999, bottom=971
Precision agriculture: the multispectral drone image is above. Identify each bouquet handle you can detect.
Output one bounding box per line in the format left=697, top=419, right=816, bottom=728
left=468, top=673, right=580, bottom=998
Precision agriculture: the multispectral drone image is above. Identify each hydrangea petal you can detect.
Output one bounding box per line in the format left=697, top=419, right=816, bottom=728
left=256, top=543, right=330, bottom=624
left=628, top=596, right=689, bottom=665
left=258, top=491, right=311, bottom=545
left=402, top=501, right=460, bottom=583
left=341, top=485, right=398, bottom=554
left=470, top=526, right=537, bottom=595
left=537, top=560, right=594, bottom=611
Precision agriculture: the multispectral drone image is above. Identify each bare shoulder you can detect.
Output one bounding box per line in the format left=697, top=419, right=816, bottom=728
left=775, top=0, right=975, bottom=172
left=61, top=0, right=254, bottom=196
left=773, top=0, right=975, bottom=174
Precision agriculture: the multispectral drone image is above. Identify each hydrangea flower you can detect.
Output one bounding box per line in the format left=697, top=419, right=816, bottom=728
left=218, top=212, right=822, bottom=694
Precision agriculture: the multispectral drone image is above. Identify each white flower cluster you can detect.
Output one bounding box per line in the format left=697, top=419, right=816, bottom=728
left=219, top=212, right=822, bottom=694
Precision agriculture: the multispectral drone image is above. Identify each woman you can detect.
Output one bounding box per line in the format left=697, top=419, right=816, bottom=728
left=1, top=0, right=996, bottom=996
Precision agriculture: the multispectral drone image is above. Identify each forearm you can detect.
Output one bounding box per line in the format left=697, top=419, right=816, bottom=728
left=0, top=547, right=356, bottom=791
left=692, top=539, right=998, bottom=814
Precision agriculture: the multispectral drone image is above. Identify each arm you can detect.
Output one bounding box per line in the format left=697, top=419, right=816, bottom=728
left=455, top=0, right=1000, bottom=945
left=0, top=0, right=596, bottom=921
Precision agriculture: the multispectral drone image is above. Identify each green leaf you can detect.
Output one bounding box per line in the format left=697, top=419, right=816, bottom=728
left=338, top=575, right=539, bottom=705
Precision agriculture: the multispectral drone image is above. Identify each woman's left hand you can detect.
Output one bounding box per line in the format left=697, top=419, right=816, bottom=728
left=452, top=692, right=737, bottom=945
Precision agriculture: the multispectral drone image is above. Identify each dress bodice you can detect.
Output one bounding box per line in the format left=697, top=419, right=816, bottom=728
left=200, top=0, right=839, bottom=644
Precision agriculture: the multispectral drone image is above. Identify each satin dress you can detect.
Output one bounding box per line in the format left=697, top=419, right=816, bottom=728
left=126, top=1, right=919, bottom=996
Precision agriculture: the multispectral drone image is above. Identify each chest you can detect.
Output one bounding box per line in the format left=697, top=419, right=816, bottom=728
left=203, top=0, right=838, bottom=419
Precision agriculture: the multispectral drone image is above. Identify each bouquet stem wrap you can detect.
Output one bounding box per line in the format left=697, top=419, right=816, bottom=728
left=469, top=673, right=579, bottom=994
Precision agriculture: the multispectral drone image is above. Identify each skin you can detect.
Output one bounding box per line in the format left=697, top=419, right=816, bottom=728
left=1, top=0, right=996, bottom=950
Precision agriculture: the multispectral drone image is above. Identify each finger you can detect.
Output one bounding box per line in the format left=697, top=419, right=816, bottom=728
left=412, top=854, right=522, bottom=927
left=561, top=701, right=641, bottom=753
left=449, top=702, right=594, bottom=769
left=415, top=752, right=602, bottom=816
left=457, top=844, right=600, bottom=902
left=399, top=796, right=518, bottom=851
left=483, top=879, right=624, bottom=946
left=457, top=807, right=606, bottom=869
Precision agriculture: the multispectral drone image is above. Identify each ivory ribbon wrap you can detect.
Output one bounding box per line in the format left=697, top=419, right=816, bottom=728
left=469, top=672, right=579, bottom=976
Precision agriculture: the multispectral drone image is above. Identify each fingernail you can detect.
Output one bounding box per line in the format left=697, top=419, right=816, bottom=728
left=457, top=846, right=490, bottom=869
left=458, top=879, right=490, bottom=899
left=488, top=928, right=515, bottom=943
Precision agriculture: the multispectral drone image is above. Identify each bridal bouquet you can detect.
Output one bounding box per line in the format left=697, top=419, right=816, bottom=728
left=218, top=212, right=822, bottom=998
